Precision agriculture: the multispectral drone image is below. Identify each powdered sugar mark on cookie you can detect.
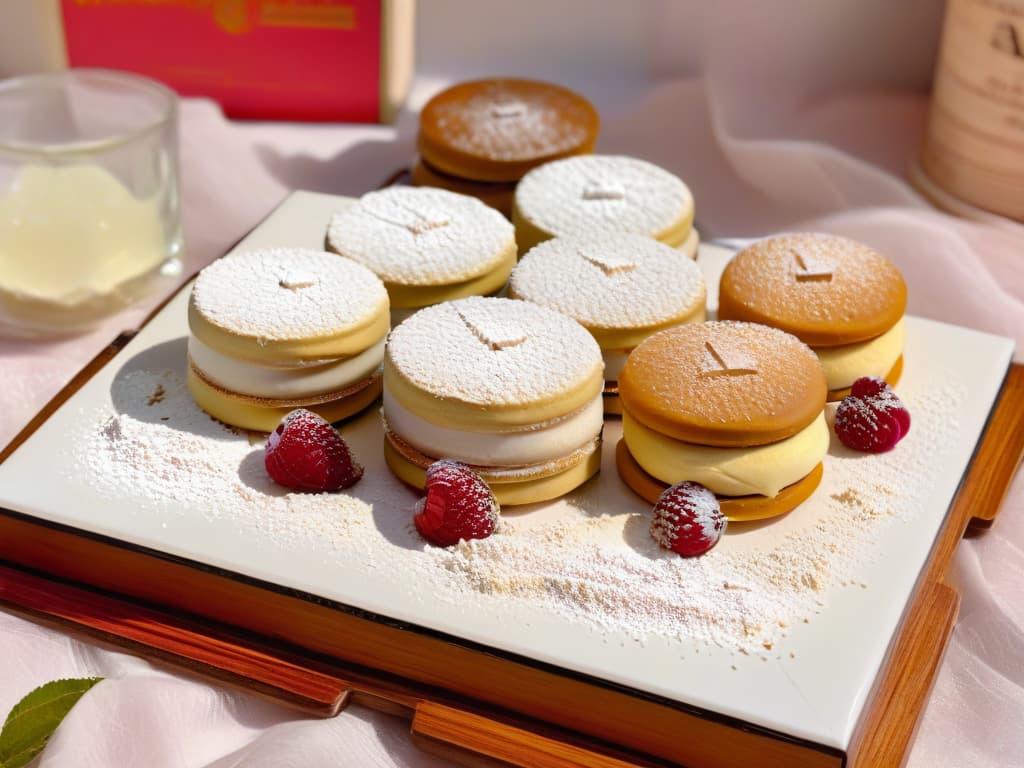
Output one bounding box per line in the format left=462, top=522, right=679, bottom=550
left=579, top=248, right=635, bottom=275
left=456, top=305, right=528, bottom=350
left=701, top=340, right=758, bottom=377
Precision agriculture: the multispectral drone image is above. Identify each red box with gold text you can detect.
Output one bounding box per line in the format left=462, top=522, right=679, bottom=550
left=61, top=0, right=414, bottom=122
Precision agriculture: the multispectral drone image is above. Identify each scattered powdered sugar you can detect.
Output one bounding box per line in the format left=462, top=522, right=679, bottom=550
left=515, top=155, right=692, bottom=240
left=509, top=234, right=706, bottom=331
left=386, top=297, right=602, bottom=407
left=70, top=359, right=964, bottom=658
left=326, top=188, right=514, bottom=286
left=423, top=81, right=597, bottom=163
left=190, top=248, right=388, bottom=341
left=432, top=378, right=964, bottom=654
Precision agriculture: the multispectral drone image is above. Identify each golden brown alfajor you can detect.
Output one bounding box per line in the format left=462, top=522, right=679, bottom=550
left=508, top=233, right=706, bottom=415
left=187, top=248, right=389, bottom=432
left=382, top=296, right=604, bottom=505
left=512, top=154, right=698, bottom=254
left=325, top=186, right=516, bottom=326
left=717, top=233, right=907, bottom=400
left=617, top=321, right=829, bottom=521
left=410, top=157, right=517, bottom=218
left=417, top=78, right=600, bottom=184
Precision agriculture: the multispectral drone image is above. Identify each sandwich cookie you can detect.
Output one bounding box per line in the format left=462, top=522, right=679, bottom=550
left=617, top=321, right=829, bottom=521
left=512, top=155, right=698, bottom=255
left=383, top=296, right=604, bottom=505
left=187, top=248, right=389, bottom=432
left=414, top=78, right=599, bottom=216
left=326, top=186, right=516, bottom=326
left=717, top=233, right=907, bottom=400
left=508, top=234, right=706, bottom=415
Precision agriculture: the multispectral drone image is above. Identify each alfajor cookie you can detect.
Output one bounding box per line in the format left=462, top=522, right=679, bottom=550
left=383, top=296, right=604, bottom=506
left=187, top=248, right=389, bottom=432
left=417, top=78, right=599, bottom=184
left=410, top=158, right=516, bottom=218
left=326, top=186, right=516, bottom=326
left=508, top=233, right=706, bottom=415
left=717, top=233, right=907, bottom=400
left=512, top=155, right=699, bottom=255
left=617, top=321, right=829, bottom=521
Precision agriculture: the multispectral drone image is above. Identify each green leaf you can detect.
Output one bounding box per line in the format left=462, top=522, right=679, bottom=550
left=0, top=678, right=103, bottom=768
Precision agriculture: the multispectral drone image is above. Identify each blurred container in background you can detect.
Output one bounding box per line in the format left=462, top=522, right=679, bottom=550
left=914, top=0, right=1024, bottom=223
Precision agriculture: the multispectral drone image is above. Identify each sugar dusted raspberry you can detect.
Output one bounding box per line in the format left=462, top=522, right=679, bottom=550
left=264, top=409, right=363, bottom=492
left=414, top=460, right=499, bottom=547
left=650, top=481, right=726, bottom=557
left=834, top=378, right=911, bottom=453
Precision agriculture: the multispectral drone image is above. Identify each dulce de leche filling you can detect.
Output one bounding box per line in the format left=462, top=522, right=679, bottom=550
left=622, top=411, right=829, bottom=497
left=188, top=335, right=386, bottom=400
left=816, top=318, right=905, bottom=392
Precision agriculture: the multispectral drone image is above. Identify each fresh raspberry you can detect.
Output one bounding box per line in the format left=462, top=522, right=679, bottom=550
left=834, top=377, right=911, bottom=453
left=414, top=460, right=499, bottom=546
left=850, top=376, right=889, bottom=398
left=650, top=481, right=726, bottom=557
left=264, top=409, right=363, bottom=492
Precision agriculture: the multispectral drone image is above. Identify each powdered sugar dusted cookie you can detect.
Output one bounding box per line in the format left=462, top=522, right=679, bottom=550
left=509, top=234, right=706, bottom=414
left=326, top=187, right=516, bottom=324
left=187, top=248, right=389, bottom=431
left=418, top=78, right=599, bottom=183
left=513, top=155, right=697, bottom=253
left=383, top=296, right=604, bottom=505
left=617, top=321, right=828, bottom=521
left=718, top=233, right=907, bottom=400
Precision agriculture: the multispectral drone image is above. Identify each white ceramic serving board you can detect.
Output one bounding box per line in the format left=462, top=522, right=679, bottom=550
left=0, top=191, right=1014, bottom=750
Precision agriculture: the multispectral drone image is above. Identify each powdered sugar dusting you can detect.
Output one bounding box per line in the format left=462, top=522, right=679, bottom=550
left=423, top=80, right=597, bottom=162
left=509, top=234, right=706, bottom=331
left=69, top=359, right=965, bottom=657
left=386, top=297, right=602, bottom=407
left=515, top=155, right=692, bottom=239
left=327, top=188, right=514, bottom=286
left=650, top=482, right=725, bottom=555
left=433, top=378, right=963, bottom=653
left=190, top=248, right=387, bottom=341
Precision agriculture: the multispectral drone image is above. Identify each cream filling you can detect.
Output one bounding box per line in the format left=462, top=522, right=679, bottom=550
left=188, top=335, right=386, bottom=399
left=603, top=348, right=631, bottom=383
left=816, top=318, right=905, bottom=391
left=383, top=386, right=605, bottom=466
left=623, top=411, right=829, bottom=497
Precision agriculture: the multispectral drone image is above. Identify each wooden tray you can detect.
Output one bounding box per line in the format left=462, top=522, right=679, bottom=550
left=1, top=192, right=1022, bottom=768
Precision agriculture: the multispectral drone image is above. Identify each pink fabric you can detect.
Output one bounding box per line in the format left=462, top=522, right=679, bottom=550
left=3, top=40, right=1024, bottom=768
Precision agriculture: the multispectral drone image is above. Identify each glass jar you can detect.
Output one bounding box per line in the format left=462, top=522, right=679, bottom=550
left=0, top=68, right=183, bottom=338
